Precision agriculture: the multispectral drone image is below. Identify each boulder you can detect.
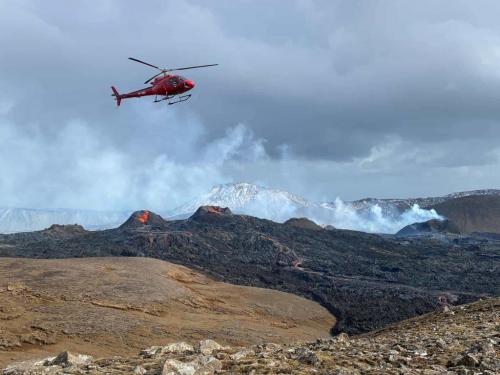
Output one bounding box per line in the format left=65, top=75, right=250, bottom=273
left=195, top=356, right=222, bottom=374
left=162, top=356, right=222, bottom=375
left=142, top=342, right=194, bottom=358
left=48, top=351, right=93, bottom=367
left=162, top=359, right=197, bottom=375
left=197, top=339, right=224, bottom=355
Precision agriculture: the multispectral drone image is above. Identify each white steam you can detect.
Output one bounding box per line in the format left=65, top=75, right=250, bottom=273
left=319, top=199, right=443, bottom=233
left=0, top=104, right=443, bottom=234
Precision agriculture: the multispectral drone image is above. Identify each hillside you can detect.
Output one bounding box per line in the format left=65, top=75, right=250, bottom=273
left=4, top=298, right=498, bottom=374
left=1, top=208, right=498, bottom=335
left=430, top=195, right=500, bottom=233
left=349, top=189, right=500, bottom=213
left=0, top=257, right=335, bottom=368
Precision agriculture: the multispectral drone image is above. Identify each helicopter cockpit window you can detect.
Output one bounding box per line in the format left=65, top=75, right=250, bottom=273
left=169, top=77, right=179, bottom=87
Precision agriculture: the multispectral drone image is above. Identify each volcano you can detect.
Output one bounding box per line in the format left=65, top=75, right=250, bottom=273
left=119, top=210, right=168, bottom=230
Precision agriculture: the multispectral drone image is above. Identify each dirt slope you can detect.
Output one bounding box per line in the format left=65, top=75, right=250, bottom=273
left=0, top=257, right=335, bottom=368
left=431, top=195, right=500, bottom=233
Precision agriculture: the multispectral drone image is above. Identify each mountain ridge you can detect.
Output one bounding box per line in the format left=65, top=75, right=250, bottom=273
left=1, top=184, right=499, bottom=233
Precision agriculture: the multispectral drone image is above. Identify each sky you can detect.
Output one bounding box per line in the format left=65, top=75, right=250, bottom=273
left=1, top=0, right=500, bottom=210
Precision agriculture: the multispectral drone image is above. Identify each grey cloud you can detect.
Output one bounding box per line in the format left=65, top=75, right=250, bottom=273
left=0, top=0, right=499, bottom=209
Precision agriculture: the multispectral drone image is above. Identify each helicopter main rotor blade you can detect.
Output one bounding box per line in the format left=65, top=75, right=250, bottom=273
left=144, top=71, right=166, bottom=84
left=170, top=64, right=219, bottom=71
left=128, top=57, right=161, bottom=70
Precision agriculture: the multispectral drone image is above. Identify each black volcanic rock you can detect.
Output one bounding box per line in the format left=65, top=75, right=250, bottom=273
left=0, top=210, right=498, bottom=335
left=396, top=219, right=461, bottom=237
left=42, top=224, right=87, bottom=239
left=119, top=210, right=168, bottom=230
left=284, top=217, right=322, bottom=230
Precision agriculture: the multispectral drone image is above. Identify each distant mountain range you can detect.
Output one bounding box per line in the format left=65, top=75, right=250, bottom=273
left=0, top=207, right=130, bottom=234
left=1, top=183, right=499, bottom=233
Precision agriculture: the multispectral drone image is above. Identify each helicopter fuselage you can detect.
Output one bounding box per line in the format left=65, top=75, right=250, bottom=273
left=119, top=75, right=195, bottom=100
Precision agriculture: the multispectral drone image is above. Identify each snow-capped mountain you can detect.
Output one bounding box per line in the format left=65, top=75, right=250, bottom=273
left=169, top=183, right=500, bottom=233
left=169, top=182, right=319, bottom=221
left=0, top=208, right=131, bottom=233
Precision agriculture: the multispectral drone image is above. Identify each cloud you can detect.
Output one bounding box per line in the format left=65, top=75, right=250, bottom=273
left=0, top=104, right=268, bottom=210
left=0, top=0, right=499, bottom=209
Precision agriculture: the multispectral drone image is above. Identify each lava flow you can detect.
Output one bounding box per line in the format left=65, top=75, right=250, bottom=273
left=137, top=210, right=150, bottom=224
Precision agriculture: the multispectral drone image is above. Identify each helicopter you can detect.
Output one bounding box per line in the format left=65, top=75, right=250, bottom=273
left=111, top=57, right=218, bottom=106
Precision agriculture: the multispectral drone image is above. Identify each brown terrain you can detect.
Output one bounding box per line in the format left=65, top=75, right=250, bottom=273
left=430, top=195, right=500, bottom=233
left=3, top=298, right=498, bottom=374
left=0, top=257, right=335, bottom=368
left=2, top=209, right=498, bottom=336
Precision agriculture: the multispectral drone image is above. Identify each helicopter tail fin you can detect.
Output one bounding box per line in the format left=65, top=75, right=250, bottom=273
left=111, top=86, right=122, bottom=107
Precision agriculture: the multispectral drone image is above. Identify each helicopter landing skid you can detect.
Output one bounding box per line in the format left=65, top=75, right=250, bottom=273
left=153, top=94, right=191, bottom=105
left=168, top=94, right=191, bottom=105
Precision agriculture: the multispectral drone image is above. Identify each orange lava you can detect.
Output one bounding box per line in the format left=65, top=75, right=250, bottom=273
left=206, top=206, right=225, bottom=214
left=137, top=210, right=150, bottom=224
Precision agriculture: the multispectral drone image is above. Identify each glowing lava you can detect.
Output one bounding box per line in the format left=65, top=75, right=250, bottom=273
left=206, top=206, right=225, bottom=214
left=137, top=210, right=150, bottom=224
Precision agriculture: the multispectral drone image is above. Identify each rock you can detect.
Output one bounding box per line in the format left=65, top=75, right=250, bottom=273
left=134, top=365, right=147, bottom=374
left=448, top=353, right=480, bottom=368
left=230, top=348, right=255, bottom=361
left=141, top=346, right=162, bottom=358
left=195, top=356, right=222, bottom=374
left=294, top=347, right=321, bottom=367
left=142, top=342, right=194, bottom=358
left=162, top=359, right=198, bottom=375
left=48, top=351, right=93, bottom=367
left=165, top=342, right=195, bottom=354
left=457, top=353, right=480, bottom=367
left=435, top=338, right=447, bottom=349
left=197, top=339, right=224, bottom=355
left=161, top=356, right=222, bottom=375
left=334, top=333, right=349, bottom=342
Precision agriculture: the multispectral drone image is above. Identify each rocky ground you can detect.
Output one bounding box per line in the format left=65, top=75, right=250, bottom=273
left=3, top=298, right=498, bottom=374
left=0, top=257, right=334, bottom=368
left=1, top=208, right=499, bottom=335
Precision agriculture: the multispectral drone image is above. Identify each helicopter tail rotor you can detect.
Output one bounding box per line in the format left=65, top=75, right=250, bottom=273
left=111, top=86, right=122, bottom=107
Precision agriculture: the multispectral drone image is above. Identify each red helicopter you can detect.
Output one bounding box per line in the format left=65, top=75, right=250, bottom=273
left=111, top=57, right=218, bottom=106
